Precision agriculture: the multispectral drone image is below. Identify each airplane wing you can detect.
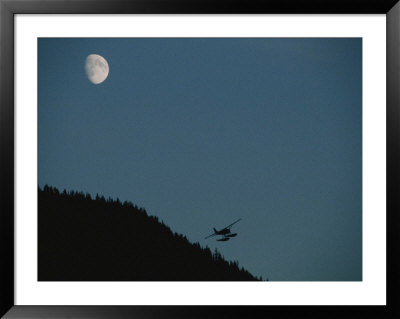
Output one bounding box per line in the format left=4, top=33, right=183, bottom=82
left=223, top=218, right=242, bottom=230
left=204, top=233, right=217, bottom=239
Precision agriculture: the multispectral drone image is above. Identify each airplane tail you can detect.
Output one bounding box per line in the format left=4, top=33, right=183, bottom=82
left=213, top=227, right=217, bottom=233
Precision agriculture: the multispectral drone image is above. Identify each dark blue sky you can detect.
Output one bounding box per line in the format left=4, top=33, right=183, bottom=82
left=38, top=38, right=362, bottom=281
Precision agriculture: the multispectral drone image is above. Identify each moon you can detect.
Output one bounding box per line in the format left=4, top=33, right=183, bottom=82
left=85, top=54, right=109, bottom=84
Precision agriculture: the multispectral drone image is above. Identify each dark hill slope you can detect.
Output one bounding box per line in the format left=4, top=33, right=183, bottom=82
left=38, top=186, right=260, bottom=281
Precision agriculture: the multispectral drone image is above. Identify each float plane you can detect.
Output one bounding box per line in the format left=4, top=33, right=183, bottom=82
left=204, top=218, right=242, bottom=241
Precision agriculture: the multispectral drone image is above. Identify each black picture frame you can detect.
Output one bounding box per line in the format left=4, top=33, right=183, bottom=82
left=1, top=0, right=399, bottom=318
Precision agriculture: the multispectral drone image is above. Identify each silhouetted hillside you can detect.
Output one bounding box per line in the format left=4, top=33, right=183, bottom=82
left=38, top=185, right=260, bottom=281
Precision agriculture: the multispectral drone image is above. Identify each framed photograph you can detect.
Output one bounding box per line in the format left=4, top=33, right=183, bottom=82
left=1, top=0, right=399, bottom=318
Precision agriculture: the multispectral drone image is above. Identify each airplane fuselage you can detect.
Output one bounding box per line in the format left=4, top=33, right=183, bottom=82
left=214, top=228, right=231, bottom=235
